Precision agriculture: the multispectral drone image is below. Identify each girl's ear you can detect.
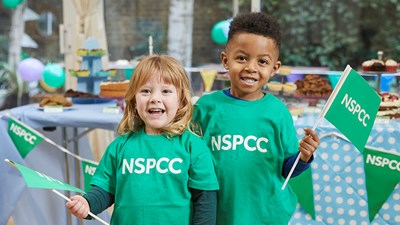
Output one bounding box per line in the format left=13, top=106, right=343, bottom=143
left=220, top=51, right=228, bottom=70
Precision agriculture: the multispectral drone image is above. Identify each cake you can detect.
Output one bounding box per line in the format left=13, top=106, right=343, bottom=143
left=282, top=82, right=297, bottom=94
left=385, top=59, right=398, bottom=72
left=266, top=81, right=283, bottom=92
left=370, top=59, right=385, bottom=71
left=294, top=74, right=332, bottom=97
left=99, top=80, right=130, bottom=98
left=377, top=93, right=400, bottom=119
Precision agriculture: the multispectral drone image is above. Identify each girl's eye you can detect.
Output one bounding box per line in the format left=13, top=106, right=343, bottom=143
left=140, top=89, right=151, bottom=94
left=162, top=89, right=172, bottom=94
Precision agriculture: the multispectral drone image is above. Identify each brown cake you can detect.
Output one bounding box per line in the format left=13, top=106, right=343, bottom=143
left=377, top=93, right=400, bottom=119
left=99, top=80, right=130, bottom=98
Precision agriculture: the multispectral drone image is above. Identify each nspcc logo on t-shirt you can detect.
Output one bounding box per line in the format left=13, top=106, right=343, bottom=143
left=121, top=158, right=183, bottom=174
left=211, top=134, right=269, bottom=153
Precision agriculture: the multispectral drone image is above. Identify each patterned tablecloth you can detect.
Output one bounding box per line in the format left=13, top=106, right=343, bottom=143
left=290, top=111, right=400, bottom=225
left=1, top=104, right=399, bottom=225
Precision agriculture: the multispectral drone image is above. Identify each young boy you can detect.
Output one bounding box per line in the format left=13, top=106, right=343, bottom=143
left=193, top=12, right=320, bottom=224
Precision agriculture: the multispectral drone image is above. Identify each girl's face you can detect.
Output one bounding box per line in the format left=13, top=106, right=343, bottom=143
left=135, top=74, right=180, bottom=135
left=221, top=33, right=281, bottom=100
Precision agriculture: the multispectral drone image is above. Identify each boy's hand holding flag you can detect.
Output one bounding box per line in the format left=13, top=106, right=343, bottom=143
left=283, top=65, right=381, bottom=190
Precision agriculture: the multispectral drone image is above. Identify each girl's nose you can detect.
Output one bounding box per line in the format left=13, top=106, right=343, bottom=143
left=150, top=93, right=162, bottom=103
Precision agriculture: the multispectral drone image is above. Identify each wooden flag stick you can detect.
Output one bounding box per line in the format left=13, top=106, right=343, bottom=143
left=52, top=189, right=110, bottom=225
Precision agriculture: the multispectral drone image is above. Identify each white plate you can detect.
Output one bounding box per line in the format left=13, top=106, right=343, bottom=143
left=37, top=105, right=74, bottom=111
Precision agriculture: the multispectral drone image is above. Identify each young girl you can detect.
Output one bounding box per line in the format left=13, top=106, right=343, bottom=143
left=193, top=13, right=320, bottom=225
left=66, top=55, right=219, bottom=225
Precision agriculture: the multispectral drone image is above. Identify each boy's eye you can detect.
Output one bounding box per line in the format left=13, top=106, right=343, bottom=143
left=259, top=59, right=269, bottom=65
left=236, top=55, right=247, bottom=62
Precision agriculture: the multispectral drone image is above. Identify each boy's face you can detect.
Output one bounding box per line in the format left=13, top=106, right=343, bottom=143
left=221, top=33, right=281, bottom=100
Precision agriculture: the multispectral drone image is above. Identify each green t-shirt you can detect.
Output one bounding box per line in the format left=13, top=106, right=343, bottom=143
left=91, top=129, right=219, bottom=225
left=193, top=91, right=299, bottom=225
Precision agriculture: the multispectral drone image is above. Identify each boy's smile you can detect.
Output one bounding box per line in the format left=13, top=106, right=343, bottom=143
left=221, top=33, right=281, bottom=100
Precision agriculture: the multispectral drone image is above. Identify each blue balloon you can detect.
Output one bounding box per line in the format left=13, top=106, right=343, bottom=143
left=211, top=20, right=230, bottom=44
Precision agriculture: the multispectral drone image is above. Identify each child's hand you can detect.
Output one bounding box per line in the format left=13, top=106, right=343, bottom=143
left=66, top=195, right=90, bottom=219
left=298, top=128, right=320, bottom=163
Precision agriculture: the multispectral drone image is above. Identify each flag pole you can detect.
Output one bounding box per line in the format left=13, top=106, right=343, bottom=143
left=52, top=189, right=110, bottom=225
left=281, top=65, right=352, bottom=190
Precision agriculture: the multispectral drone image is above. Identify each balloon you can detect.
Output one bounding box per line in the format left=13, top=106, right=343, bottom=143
left=17, top=58, right=45, bottom=81
left=2, top=0, right=23, bottom=9
left=42, top=63, right=66, bottom=88
left=39, top=79, right=57, bottom=93
left=211, top=20, right=230, bottom=44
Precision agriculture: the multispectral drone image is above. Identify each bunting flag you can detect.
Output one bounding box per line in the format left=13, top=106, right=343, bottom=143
left=81, top=160, right=98, bottom=192
left=363, top=147, right=400, bottom=221
left=200, top=70, right=217, bottom=92
left=322, top=65, right=381, bottom=152
left=8, top=118, right=44, bottom=158
left=6, top=159, right=85, bottom=194
left=289, top=168, right=315, bottom=219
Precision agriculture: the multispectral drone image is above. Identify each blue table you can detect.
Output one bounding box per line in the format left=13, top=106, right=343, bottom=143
left=1, top=104, right=399, bottom=225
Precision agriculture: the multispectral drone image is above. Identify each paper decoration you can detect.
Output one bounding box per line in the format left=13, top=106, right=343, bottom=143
left=200, top=70, right=217, bottom=92
left=8, top=118, right=43, bottom=158
left=289, top=168, right=315, bottom=219
left=363, top=147, right=400, bottom=221
left=81, top=160, right=98, bottom=192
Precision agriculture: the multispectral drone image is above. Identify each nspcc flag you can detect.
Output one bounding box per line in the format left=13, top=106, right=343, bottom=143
left=323, top=65, right=381, bottom=152
left=8, top=118, right=43, bottom=158
left=363, top=148, right=400, bottom=221
left=81, top=160, right=98, bottom=192
left=6, top=159, right=84, bottom=193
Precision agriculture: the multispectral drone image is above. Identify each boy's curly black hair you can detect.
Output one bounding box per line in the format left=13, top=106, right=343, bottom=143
left=227, top=12, right=281, bottom=48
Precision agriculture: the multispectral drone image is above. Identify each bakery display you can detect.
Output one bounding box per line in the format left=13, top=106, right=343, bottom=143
left=99, top=80, right=130, bottom=98
left=294, top=74, right=332, bottom=98
left=377, top=92, right=400, bottom=119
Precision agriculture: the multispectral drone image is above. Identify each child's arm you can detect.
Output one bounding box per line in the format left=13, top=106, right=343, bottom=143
left=298, top=128, right=320, bottom=163
left=191, top=188, right=217, bottom=225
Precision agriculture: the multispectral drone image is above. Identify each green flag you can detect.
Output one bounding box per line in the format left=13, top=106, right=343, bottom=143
left=289, top=168, right=315, bottom=219
left=363, top=147, right=400, bottom=221
left=323, top=65, right=381, bottom=152
left=8, top=118, right=44, bottom=158
left=81, top=160, right=98, bottom=192
left=6, top=159, right=85, bottom=194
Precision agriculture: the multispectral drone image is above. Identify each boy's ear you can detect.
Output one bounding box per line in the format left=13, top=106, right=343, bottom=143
left=271, top=60, right=282, bottom=77
left=220, top=51, right=228, bottom=70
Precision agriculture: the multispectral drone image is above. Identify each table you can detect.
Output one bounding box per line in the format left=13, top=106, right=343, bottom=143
left=1, top=103, right=399, bottom=225
left=1, top=102, right=120, bottom=225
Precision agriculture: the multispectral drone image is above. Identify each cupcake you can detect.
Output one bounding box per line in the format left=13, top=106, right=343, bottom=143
left=282, top=82, right=297, bottom=94
left=362, top=60, right=373, bottom=72
left=266, top=81, right=283, bottom=92
left=371, top=59, right=385, bottom=71
left=385, top=59, right=398, bottom=72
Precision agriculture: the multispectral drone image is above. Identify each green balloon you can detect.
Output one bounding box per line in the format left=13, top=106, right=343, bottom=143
left=211, top=20, right=230, bottom=44
left=43, top=63, right=66, bottom=88
left=2, top=0, right=23, bottom=9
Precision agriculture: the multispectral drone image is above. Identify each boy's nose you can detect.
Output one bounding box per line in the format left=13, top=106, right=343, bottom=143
left=245, top=61, right=257, bottom=72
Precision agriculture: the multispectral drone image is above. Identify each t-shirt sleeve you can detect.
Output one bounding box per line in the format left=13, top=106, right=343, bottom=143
left=280, top=108, right=300, bottom=159
left=90, top=135, right=127, bottom=195
left=188, top=136, right=219, bottom=191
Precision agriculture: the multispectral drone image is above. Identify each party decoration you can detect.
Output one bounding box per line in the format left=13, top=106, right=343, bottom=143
left=211, top=20, right=230, bottom=44
left=2, top=0, right=23, bottom=9
left=39, top=79, right=57, bottom=93
left=42, top=63, right=65, bottom=88
left=200, top=70, right=217, bottom=92
left=17, top=58, right=44, bottom=81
